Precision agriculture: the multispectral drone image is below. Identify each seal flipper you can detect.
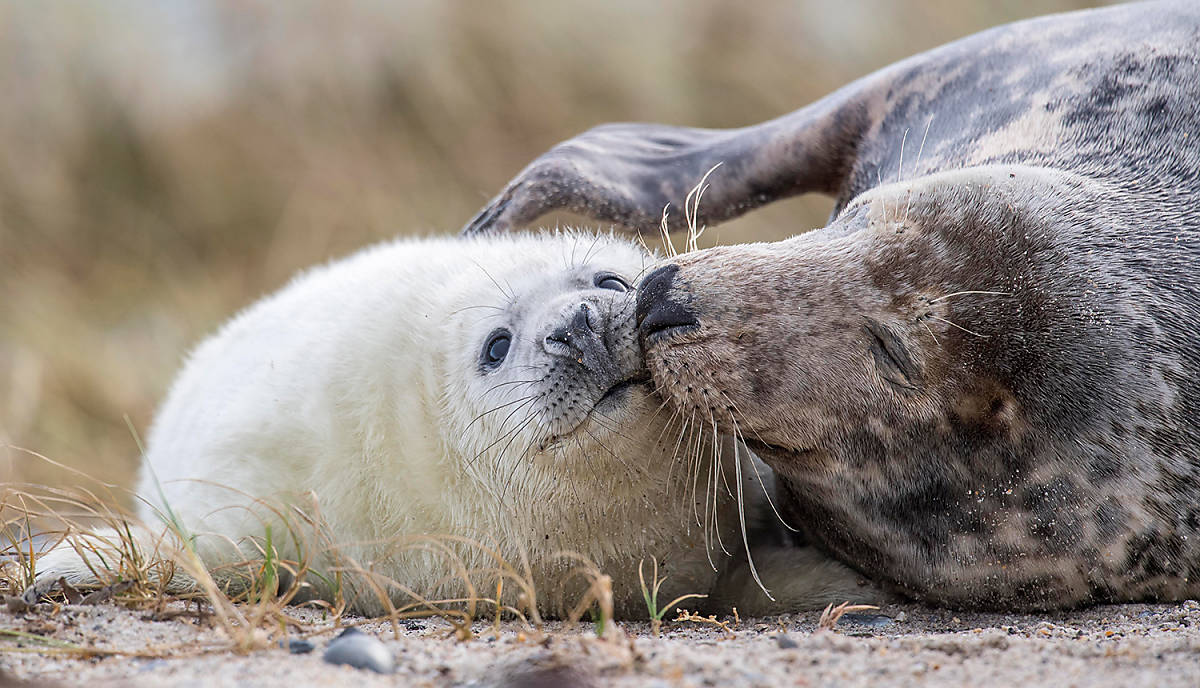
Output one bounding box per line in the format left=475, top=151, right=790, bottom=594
left=24, top=527, right=199, bottom=604
left=462, top=74, right=885, bottom=236
left=703, top=545, right=886, bottom=617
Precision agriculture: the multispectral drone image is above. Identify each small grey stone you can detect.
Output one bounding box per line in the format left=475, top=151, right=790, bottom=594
left=840, top=613, right=895, bottom=628
left=138, top=659, right=167, bottom=673
left=399, top=618, right=426, bottom=630
left=5, top=595, right=31, bottom=614
left=775, top=633, right=799, bottom=649
left=280, top=638, right=314, bottom=654
left=323, top=628, right=395, bottom=674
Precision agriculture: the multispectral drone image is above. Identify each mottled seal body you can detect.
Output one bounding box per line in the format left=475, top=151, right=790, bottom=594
left=465, top=1, right=1200, bottom=609
left=29, top=232, right=866, bottom=616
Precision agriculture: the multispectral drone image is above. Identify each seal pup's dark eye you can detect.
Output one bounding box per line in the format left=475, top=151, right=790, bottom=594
left=594, top=273, right=629, bottom=292
left=482, top=329, right=511, bottom=367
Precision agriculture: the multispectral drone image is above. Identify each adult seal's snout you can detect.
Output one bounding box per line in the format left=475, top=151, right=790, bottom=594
left=636, top=264, right=698, bottom=341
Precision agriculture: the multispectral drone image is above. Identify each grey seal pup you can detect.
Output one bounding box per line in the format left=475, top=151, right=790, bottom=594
left=27, top=231, right=867, bottom=617
left=464, top=1, right=1200, bottom=609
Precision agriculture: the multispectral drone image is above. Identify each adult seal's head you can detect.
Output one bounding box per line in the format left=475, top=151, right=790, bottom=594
left=636, top=167, right=1191, bottom=611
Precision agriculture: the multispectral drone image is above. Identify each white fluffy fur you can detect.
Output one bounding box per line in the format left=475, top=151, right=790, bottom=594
left=31, top=231, right=871, bottom=617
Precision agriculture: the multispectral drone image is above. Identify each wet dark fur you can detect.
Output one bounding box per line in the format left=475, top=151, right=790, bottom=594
left=464, top=1, right=1200, bottom=610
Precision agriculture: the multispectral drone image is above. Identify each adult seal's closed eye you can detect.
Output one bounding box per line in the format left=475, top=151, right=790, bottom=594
left=465, top=1, right=1200, bottom=610
left=28, top=231, right=870, bottom=617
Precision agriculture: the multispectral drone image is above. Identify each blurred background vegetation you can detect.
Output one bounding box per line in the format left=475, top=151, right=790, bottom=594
left=1, top=1, right=1112, bottom=498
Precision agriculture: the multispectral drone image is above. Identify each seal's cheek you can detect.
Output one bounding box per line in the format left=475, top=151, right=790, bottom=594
left=637, top=243, right=899, bottom=453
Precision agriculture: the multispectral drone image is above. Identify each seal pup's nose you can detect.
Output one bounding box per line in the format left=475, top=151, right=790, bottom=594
left=545, top=303, right=614, bottom=375
left=636, top=265, right=699, bottom=342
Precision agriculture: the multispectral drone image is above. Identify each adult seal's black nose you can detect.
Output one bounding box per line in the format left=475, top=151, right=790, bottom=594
left=636, top=264, right=699, bottom=341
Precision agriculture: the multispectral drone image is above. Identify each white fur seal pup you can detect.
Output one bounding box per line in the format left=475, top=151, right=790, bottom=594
left=27, top=231, right=867, bottom=617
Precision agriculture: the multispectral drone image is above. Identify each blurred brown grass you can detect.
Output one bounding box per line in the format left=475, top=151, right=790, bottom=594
left=0, top=0, right=1110, bottom=496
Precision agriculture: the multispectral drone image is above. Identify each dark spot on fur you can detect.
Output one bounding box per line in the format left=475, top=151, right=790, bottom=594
left=1141, top=95, right=1169, bottom=118
left=1087, top=451, right=1123, bottom=484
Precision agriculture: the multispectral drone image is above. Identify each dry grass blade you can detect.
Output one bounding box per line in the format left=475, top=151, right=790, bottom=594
left=673, top=609, right=735, bottom=638
left=683, top=162, right=722, bottom=253
left=560, top=553, right=620, bottom=641
left=658, top=203, right=678, bottom=258
left=816, top=601, right=880, bottom=631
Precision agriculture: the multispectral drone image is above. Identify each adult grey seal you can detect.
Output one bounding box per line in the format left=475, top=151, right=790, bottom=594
left=27, top=231, right=866, bottom=617
left=464, top=1, right=1200, bottom=610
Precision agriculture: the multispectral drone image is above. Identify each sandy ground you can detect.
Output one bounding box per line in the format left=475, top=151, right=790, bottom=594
left=4, top=599, right=1200, bottom=687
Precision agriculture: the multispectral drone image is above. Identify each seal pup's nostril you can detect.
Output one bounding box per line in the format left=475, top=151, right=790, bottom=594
left=545, top=302, right=615, bottom=376
left=546, top=304, right=596, bottom=346
left=571, top=303, right=596, bottom=334
left=636, top=264, right=699, bottom=341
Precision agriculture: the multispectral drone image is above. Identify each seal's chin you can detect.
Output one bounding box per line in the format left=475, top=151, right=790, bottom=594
left=541, top=374, right=652, bottom=450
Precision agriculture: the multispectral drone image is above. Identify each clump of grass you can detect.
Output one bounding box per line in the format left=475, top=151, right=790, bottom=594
left=637, top=556, right=705, bottom=637
left=3, top=451, right=653, bottom=658
left=561, top=554, right=618, bottom=640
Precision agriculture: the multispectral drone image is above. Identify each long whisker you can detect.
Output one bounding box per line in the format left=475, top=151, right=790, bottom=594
left=700, top=412, right=717, bottom=570
left=731, top=422, right=775, bottom=601
left=580, top=232, right=606, bottom=266
left=684, top=162, right=722, bottom=253
left=462, top=395, right=538, bottom=438
left=927, top=314, right=990, bottom=338
left=493, top=413, right=543, bottom=473
left=705, top=415, right=731, bottom=561
left=902, top=115, right=935, bottom=224
left=920, top=320, right=940, bottom=344
left=469, top=260, right=514, bottom=302
left=703, top=416, right=722, bottom=571
left=480, top=378, right=543, bottom=396
left=720, top=391, right=796, bottom=530
left=497, top=427, right=544, bottom=508
left=724, top=405, right=797, bottom=532
left=580, top=425, right=645, bottom=479
left=661, top=407, right=687, bottom=498
left=448, top=304, right=506, bottom=317
left=928, top=290, right=1010, bottom=302
left=466, top=400, right=540, bottom=468
left=586, top=410, right=648, bottom=457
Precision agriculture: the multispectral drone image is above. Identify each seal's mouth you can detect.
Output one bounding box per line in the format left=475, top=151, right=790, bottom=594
left=741, top=437, right=821, bottom=471
left=541, top=372, right=652, bottom=451
left=595, top=371, right=651, bottom=409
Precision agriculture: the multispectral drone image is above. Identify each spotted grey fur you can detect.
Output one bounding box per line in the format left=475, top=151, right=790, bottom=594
left=464, top=1, right=1200, bottom=610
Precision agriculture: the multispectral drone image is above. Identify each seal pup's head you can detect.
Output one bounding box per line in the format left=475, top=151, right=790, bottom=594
left=436, top=231, right=659, bottom=484
left=322, top=230, right=739, bottom=615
